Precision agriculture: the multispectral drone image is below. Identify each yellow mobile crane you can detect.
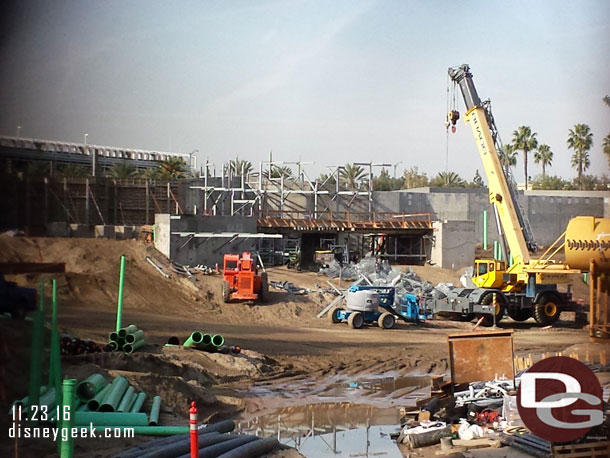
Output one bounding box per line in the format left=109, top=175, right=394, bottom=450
left=447, top=64, right=583, bottom=325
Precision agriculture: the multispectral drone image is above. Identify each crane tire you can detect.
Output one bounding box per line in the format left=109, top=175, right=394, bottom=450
left=533, top=296, right=561, bottom=326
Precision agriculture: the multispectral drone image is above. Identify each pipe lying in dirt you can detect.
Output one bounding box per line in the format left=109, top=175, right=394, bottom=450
left=216, top=436, right=280, bottom=458
left=130, top=392, right=147, bottom=413
left=76, top=374, right=106, bottom=401
left=405, top=425, right=452, bottom=448
left=118, top=420, right=236, bottom=458
left=211, top=334, right=224, bottom=348
left=175, top=435, right=258, bottom=458
left=183, top=331, right=204, bottom=347
left=167, top=336, right=180, bottom=345
left=87, top=384, right=111, bottom=410
left=148, top=396, right=162, bottom=426
left=123, top=339, right=146, bottom=354
left=125, top=330, right=144, bottom=344
left=74, top=411, right=149, bottom=426
left=99, top=376, right=128, bottom=412
left=137, top=433, right=234, bottom=458
left=117, top=386, right=136, bottom=412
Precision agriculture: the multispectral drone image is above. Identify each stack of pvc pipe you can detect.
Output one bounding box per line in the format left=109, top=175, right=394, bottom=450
left=73, top=374, right=165, bottom=428
left=108, top=324, right=145, bottom=354
left=182, top=331, right=227, bottom=353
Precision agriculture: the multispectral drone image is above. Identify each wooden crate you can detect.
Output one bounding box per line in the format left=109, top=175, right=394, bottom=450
left=552, top=440, right=610, bottom=457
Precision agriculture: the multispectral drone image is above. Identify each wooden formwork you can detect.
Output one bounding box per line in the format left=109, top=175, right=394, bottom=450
left=552, top=440, right=610, bottom=457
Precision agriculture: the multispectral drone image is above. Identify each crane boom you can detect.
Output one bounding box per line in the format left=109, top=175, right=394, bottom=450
left=448, top=64, right=532, bottom=267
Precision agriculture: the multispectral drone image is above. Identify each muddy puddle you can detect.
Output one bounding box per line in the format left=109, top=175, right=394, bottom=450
left=236, top=372, right=439, bottom=457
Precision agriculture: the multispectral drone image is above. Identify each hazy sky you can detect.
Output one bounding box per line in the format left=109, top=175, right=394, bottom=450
left=1, top=0, right=609, bottom=183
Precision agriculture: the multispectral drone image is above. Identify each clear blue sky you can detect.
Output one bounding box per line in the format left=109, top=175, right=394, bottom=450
left=1, top=0, right=609, bottom=183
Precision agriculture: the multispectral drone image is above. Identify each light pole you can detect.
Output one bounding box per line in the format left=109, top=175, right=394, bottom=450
left=393, top=161, right=402, bottom=179
left=84, top=133, right=88, bottom=145
left=17, top=125, right=21, bottom=138
left=190, top=149, right=199, bottom=174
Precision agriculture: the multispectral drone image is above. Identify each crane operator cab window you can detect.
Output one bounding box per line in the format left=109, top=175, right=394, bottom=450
left=476, top=261, right=495, bottom=276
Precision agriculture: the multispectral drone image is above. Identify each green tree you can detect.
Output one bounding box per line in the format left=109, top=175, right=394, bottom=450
left=604, top=95, right=610, bottom=107
left=430, top=171, right=466, bottom=187
left=229, top=158, right=253, bottom=176
left=138, top=167, right=160, bottom=179
left=573, top=174, right=609, bottom=191
left=603, top=134, right=610, bottom=168
left=499, top=143, right=518, bottom=171
left=317, top=173, right=336, bottom=187
left=158, top=157, right=186, bottom=180
left=511, top=126, right=538, bottom=190
left=567, top=123, right=593, bottom=190
left=373, top=168, right=393, bottom=191
left=340, top=163, right=366, bottom=189
left=106, top=161, right=137, bottom=179
left=60, top=164, right=88, bottom=178
left=470, top=169, right=484, bottom=187
left=270, top=165, right=292, bottom=178
left=402, top=167, right=429, bottom=189
left=533, top=144, right=553, bottom=177
left=530, top=174, right=573, bottom=190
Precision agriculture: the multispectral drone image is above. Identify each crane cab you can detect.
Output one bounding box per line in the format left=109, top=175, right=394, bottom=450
left=472, top=259, right=507, bottom=289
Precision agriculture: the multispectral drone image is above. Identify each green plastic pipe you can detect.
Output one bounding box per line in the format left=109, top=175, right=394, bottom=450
left=119, top=325, right=139, bottom=338
left=202, top=333, right=212, bottom=346
left=77, top=403, right=90, bottom=412
left=49, top=279, right=61, bottom=403
left=125, top=329, right=144, bottom=344
left=123, top=391, right=138, bottom=412
left=117, top=386, right=136, bottom=412
left=149, top=395, right=162, bottom=426
left=130, top=393, right=147, bottom=413
left=211, top=334, right=224, bottom=348
left=493, top=240, right=499, bottom=260
left=100, top=376, right=128, bottom=412
left=183, top=331, right=204, bottom=347
left=87, top=384, right=111, bottom=411
left=109, top=331, right=119, bottom=341
left=108, top=340, right=120, bottom=351
left=123, top=339, right=146, bottom=354
left=75, top=411, right=149, bottom=426
left=482, top=210, right=488, bottom=250
left=59, top=379, right=76, bottom=458
left=27, top=306, right=44, bottom=420
left=116, top=255, right=126, bottom=332
left=13, top=386, right=47, bottom=409
left=98, top=425, right=189, bottom=436
left=76, top=374, right=106, bottom=401
left=38, top=387, right=57, bottom=409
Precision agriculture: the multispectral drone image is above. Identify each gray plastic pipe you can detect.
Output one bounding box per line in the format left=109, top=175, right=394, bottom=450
left=138, top=433, right=233, bottom=458
left=175, top=435, right=258, bottom=458
left=118, top=419, right=236, bottom=458
left=216, top=437, right=280, bottom=458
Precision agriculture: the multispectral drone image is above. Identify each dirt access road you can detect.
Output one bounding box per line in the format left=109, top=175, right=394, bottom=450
left=0, top=235, right=596, bottom=457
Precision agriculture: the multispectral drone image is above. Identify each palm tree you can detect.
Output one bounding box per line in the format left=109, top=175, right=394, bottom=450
left=229, top=158, right=253, bottom=176
left=270, top=165, right=292, bottom=178
left=533, top=144, right=553, bottom=177
left=499, top=143, right=518, bottom=171
left=511, top=126, right=538, bottom=190
left=60, top=164, right=89, bottom=178
left=106, top=161, right=137, bottom=179
left=430, top=171, right=465, bottom=187
left=603, top=134, right=610, bottom=168
left=158, top=157, right=186, bottom=180
left=604, top=95, right=610, bottom=107
left=139, top=167, right=160, bottom=179
left=567, top=123, right=593, bottom=189
left=340, top=163, right=366, bottom=188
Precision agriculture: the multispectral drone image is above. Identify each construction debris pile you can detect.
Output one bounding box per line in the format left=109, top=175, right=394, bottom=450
left=319, top=255, right=453, bottom=304
left=60, top=335, right=105, bottom=355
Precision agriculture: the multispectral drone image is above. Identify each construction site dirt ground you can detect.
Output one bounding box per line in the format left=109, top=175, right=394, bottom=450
left=0, top=235, right=603, bottom=457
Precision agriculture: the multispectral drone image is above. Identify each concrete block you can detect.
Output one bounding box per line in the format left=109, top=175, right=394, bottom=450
left=114, top=225, right=136, bottom=239
left=94, top=225, right=114, bottom=238
left=46, top=222, right=69, bottom=237
left=69, top=224, right=94, bottom=238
